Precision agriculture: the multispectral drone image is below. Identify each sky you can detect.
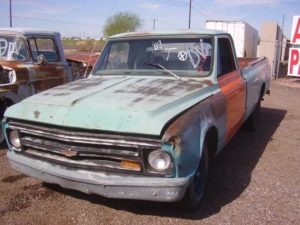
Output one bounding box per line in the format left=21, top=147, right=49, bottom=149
left=0, top=0, right=299, bottom=38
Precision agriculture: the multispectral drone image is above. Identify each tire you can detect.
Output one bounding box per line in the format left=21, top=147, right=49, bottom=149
left=0, top=100, right=11, bottom=144
left=245, top=95, right=262, bottom=132
left=0, top=106, right=6, bottom=144
left=179, top=142, right=209, bottom=211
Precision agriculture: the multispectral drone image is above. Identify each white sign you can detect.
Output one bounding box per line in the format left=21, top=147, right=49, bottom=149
left=288, top=48, right=300, bottom=77
left=288, top=16, right=300, bottom=77
left=291, top=16, right=300, bottom=45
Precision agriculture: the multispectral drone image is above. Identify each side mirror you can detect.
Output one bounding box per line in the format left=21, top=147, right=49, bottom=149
left=36, top=54, right=48, bottom=66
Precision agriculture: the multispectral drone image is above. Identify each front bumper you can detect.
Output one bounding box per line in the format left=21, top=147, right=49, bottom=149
left=7, top=151, right=190, bottom=202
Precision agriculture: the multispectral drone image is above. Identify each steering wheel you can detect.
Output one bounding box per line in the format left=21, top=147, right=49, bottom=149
left=11, top=52, right=26, bottom=60
left=106, top=59, right=115, bottom=69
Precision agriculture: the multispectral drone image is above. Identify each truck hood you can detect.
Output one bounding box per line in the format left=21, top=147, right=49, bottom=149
left=5, top=76, right=215, bottom=135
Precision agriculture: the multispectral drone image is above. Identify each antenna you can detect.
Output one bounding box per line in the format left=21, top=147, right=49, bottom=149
left=153, top=19, right=156, bottom=30
left=83, top=38, right=98, bottom=78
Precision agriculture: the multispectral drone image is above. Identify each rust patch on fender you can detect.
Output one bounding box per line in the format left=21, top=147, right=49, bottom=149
left=34, top=111, right=40, bottom=119
left=162, top=97, right=210, bottom=142
left=201, top=79, right=213, bottom=86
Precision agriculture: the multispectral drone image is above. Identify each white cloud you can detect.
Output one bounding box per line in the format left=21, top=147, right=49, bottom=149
left=214, top=0, right=279, bottom=6
left=140, top=2, right=161, bottom=10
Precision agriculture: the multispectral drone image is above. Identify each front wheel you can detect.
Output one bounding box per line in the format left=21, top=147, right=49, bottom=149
left=179, top=142, right=209, bottom=211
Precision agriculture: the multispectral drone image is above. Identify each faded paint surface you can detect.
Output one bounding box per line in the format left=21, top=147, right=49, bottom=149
left=3, top=31, right=272, bottom=203
left=5, top=76, right=216, bottom=136
left=218, top=70, right=246, bottom=142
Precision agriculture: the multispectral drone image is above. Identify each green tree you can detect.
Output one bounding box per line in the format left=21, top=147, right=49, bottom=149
left=103, top=12, right=142, bottom=37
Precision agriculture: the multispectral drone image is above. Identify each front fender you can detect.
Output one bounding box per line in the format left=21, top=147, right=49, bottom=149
left=162, top=96, right=221, bottom=178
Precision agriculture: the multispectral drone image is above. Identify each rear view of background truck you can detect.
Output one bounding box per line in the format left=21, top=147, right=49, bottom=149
left=206, top=20, right=259, bottom=58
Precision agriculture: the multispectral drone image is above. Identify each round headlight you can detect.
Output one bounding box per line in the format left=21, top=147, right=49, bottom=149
left=9, top=130, right=21, bottom=148
left=148, top=150, right=171, bottom=171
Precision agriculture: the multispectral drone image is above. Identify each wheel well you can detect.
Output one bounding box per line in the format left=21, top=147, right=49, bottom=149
left=205, top=127, right=218, bottom=160
left=0, top=98, right=14, bottom=115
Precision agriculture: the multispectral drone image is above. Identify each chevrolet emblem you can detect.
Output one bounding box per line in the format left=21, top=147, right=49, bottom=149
left=61, top=149, right=78, bottom=157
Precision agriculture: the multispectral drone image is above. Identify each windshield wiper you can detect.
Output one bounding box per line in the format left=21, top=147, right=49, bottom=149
left=144, top=62, right=181, bottom=80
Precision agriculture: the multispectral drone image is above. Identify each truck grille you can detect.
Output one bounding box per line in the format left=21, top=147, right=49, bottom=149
left=8, top=120, right=162, bottom=174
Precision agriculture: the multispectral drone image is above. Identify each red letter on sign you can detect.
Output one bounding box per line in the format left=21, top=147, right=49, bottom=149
left=289, top=49, right=299, bottom=75
left=292, top=18, right=300, bottom=43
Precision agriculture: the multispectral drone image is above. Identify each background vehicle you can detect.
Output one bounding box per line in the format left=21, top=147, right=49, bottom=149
left=0, top=28, right=95, bottom=142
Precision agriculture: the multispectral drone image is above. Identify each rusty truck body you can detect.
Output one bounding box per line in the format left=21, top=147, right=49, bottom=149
left=3, top=30, right=271, bottom=210
left=0, top=28, right=92, bottom=142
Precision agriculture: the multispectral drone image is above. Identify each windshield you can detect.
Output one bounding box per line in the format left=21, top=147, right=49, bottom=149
left=0, top=36, right=29, bottom=61
left=93, top=37, right=213, bottom=77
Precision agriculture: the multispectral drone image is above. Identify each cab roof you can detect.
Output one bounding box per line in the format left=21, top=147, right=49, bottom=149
left=109, top=29, right=227, bottom=39
left=0, top=27, right=60, bottom=37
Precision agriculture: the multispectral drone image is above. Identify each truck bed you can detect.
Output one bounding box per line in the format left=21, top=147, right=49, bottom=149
left=238, top=57, right=271, bottom=121
left=238, top=57, right=265, bottom=69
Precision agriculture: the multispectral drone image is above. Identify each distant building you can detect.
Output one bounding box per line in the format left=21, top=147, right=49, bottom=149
left=257, top=22, right=283, bottom=76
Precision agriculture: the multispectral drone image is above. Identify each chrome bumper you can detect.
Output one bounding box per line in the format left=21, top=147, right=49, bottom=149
left=7, top=151, right=190, bottom=202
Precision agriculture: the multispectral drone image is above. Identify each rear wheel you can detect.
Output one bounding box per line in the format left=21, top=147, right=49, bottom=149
left=245, top=88, right=264, bottom=131
left=245, top=100, right=261, bottom=131
left=180, top=142, right=209, bottom=211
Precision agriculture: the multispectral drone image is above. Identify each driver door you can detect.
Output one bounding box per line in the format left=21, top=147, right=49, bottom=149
left=28, top=37, right=68, bottom=93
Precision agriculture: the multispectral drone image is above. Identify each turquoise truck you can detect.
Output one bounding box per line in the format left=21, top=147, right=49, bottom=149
left=3, top=30, right=271, bottom=210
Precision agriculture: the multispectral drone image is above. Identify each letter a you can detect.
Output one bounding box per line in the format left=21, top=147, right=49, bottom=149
left=292, top=18, right=300, bottom=44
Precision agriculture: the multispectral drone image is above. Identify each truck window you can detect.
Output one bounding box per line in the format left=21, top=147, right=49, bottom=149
left=0, top=36, right=29, bottom=61
left=217, top=38, right=236, bottom=77
left=29, top=38, right=58, bottom=62
left=94, top=37, right=213, bottom=77
left=106, top=42, right=129, bottom=69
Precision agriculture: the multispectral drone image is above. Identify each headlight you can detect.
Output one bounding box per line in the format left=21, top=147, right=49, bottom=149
left=148, top=150, right=171, bottom=172
left=9, top=130, right=21, bottom=148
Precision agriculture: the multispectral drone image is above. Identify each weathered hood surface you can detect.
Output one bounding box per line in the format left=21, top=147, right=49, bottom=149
left=5, top=76, right=215, bottom=135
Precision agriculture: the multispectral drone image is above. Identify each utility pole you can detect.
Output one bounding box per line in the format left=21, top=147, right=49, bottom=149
left=281, top=15, right=285, bottom=36
left=153, top=19, right=156, bottom=30
left=9, top=0, right=12, bottom=27
left=188, top=0, right=192, bottom=29
left=275, top=15, right=285, bottom=79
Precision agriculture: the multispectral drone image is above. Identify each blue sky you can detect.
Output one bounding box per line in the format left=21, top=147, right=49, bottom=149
left=0, top=0, right=299, bottom=38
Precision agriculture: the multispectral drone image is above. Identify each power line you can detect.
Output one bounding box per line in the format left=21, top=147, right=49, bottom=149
left=153, top=0, right=186, bottom=7
left=0, top=13, right=100, bottom=27
left=192, top=1, right=223, bottom=20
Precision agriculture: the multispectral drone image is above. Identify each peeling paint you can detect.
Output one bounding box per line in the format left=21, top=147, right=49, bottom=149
left=34, top=111, right=40, bottom=119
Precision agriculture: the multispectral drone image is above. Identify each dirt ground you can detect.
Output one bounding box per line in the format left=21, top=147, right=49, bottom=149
left=0, top=79, right=299, bottom=225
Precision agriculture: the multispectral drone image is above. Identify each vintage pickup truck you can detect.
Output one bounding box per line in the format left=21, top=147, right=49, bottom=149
left=0, top=28, right=93, bottom=142
left=3, top=30, right=271, bottom=210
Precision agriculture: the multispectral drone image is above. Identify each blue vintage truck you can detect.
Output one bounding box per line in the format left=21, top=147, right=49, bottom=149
left=3, top=30, right=271, bottom=210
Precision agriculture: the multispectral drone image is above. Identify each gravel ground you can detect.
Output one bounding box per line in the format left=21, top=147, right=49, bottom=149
left=0, top=79, right=299, bottom=225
